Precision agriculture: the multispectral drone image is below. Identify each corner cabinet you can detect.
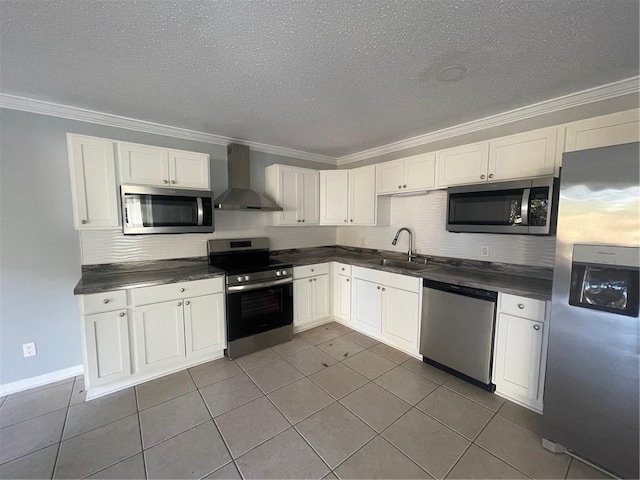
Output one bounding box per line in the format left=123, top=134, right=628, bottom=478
left=320, top=170, right=349, bottom=225
left=265, top=164, right=320, bottom=225
left=348, top=165, right=379, bottom=226
left=492, top=293, right=549, bottom=413
left=293, top=263, right=330, bottom=330
left=119, top=142, right=210, bottom=190
left=376, top=153, right=436, bottom=194
left=67, top=134, right=120, bottom=229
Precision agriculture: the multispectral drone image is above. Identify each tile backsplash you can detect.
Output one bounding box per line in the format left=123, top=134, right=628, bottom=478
left=336, top=190, right=556, bottom=268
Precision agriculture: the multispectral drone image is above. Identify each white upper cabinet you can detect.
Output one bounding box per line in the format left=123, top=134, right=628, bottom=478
left=488, top=127, right=560, bottom=181
left=119, top=142, right=210, bottom=190
left=564, top=109, right=640, bottom=153
left=377, top=153, right=436, bottom=194
left=320, top=170, right=350, bottom=225
left=265, top=165, right=320, bottom=225
left=67, top=134, right=120, bottom=230
left=437, top=142, right=490, bottom=187
left=349, top=165, right=377, bottom=225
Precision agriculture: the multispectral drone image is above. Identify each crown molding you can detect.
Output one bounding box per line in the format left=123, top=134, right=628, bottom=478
left=337, top=76, right=640, bottom=165
left=0, top=94, right=338, bottom=165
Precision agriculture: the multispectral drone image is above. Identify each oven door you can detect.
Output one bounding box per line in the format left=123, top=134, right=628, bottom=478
left=226, top=281, right=294, bottom=342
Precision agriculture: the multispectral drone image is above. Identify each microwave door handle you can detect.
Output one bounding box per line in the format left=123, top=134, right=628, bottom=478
left=521, top=188, right=531, bottom=225
left=196, top=197, right=204, bottom=226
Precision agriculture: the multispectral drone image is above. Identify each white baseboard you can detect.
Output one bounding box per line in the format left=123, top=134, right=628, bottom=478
left=0, top=364, right=84, bottom=396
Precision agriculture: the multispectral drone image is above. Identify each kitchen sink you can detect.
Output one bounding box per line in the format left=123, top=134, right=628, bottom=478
left=374, top=258, right=430, bottom=271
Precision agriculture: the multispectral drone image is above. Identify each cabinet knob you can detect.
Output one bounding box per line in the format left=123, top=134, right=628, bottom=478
left=119, top=312, right=125, bottom=317
left=403, top=185, right=407, bottom=188
left=533, top=325, right=540, bottom=331
left=311, top=269, right=314, bottom=272
left=171, top=180, right=176, bottom=184
left=341, top=268, right=345, bottom=271
left=103, top=299, right=109, bottom=304
left=346, top=279, right=350, bottom=282
left=398, top=185, right=402, bottom=189
left=297, top=220, right=301, bottom=223
left=180, top=288, right=185, bottom=292
left=309, top=279, right=312, bottom=283
left=382, top=287, right=386, bottom=291
left=313, top=278, right=316, bottom=282
left=302, top=219, right=305, bottom=223
left=185, top=301, right=190, bottom=305
left=480, top=175, right=486, bottom=179
left=344, top=219, right=347, bottom=223
left=81, top=219, right=88, bottom=224
left=177, top=302, right=182, bottom=306
left=163, top=180, right=168, bottom=184
left=518, top=303, right=525, bottom=309
left=377, top=286, right=381, bottom=290
left=488, top=174, right=494, bottom=179
left=350, top=219, right=353, bottom=222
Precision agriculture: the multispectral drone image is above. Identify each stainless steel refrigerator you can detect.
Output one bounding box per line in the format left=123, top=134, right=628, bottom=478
left=543, top=142, right=639, bottom=479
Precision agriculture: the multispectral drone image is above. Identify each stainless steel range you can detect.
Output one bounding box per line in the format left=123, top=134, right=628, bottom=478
left=207, top=238, right=293, bottom=359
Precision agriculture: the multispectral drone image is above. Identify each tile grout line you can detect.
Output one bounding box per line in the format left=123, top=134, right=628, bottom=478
left=133, top=386, right=148, bottom=480
left=50, top=376, right=76, bottom=479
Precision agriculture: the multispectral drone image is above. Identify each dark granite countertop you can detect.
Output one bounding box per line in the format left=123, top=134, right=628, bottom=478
left=74, top=247, right=553, bottom=301
left=74, top=258, right=225, bottom=295
left=272, top=246, right=553, bottom=301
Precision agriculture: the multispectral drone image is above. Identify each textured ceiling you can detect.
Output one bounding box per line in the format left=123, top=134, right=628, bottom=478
left=1, top=0, right=638, bottom=157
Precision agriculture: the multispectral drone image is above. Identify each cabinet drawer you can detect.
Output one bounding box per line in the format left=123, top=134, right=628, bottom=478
left=500, top=293, right=546, bottom=321
left=132, top=277, right=224, bottom=306
left=293, top=263, right=330, bottom=279
left=83, top=290, right=127, bottom=315
left=331, top=262, right=352, bottom=276
left=352, top=266, right=421, bottom=293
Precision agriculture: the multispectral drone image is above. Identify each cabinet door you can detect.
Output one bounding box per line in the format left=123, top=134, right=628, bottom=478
left=294, top=278, right=314, bottom=328
left=84, top=310, right=131, bottom=387
left=312, top=274, right=330, bottom=321
left=300, top=168, right=320, bottom=225
left=351, top=278, right=382, bottom=337
left=437, top=142, right=490, bottom=187
left=133, top=300, right=186, bottom=373
left=332, top=274, right=352, bottom=323
left=381, top=286, right=420, bottom=354
left=376, top=160, right=404, bottom=194
left=488, top=128, right=558, bottom=181
left=169, top=150, right=210, bottom=190
left=565, top=109, right=640, bottom=152
left=184, top=293, right=225, bottom=359
left=493, top=313, right=544, bottom=404
left=320, top=171, right=349, bottom=225
left=349, top=165, right=376, bottom=225
left=119, top=143, right=170, bottom=186
left=278, top=166, right=301, bottom=225
left=404, top=153, right=436, bottom=191
left=67, top=134, right=119, bottom=229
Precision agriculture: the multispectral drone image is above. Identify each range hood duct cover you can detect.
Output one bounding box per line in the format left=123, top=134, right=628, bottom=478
left=214, top=144, right=282, bottom=211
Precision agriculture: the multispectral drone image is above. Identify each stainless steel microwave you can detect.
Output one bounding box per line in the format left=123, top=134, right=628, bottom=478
left=446, top=177, right=559, bottom=235
left=121, top=185, right=215, bottom=235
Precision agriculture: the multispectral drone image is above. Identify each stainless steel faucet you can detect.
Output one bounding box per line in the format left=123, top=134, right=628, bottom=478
left=391, top=227, right=415, bottom=261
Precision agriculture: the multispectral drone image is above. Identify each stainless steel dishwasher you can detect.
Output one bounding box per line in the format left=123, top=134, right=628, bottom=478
left=420, top=279, right=498, bottom=391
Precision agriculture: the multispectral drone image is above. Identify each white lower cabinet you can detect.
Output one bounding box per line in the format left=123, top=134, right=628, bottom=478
left=184, top=293, right=225, bottom=359
left=83, top=309, right=131, bottom=387
left=493, top=293, right=548, bottom=412
left=351, top=267, right=421, bottom=354
left=293, top=263, right=330, bottom=329
left=332, top=275, right=352, bottom=323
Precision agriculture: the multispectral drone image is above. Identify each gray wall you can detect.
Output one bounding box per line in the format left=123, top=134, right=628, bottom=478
left=0, top=108, right=334, bottom=385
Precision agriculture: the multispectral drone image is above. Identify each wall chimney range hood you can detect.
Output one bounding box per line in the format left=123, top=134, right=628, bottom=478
left=214, top=144, right=282, bottom=211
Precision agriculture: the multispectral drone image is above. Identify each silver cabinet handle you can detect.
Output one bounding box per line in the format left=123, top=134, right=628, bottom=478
left=533, top=325, right=540, bottom=331
left=488, top=174, right=494, bottom=179
left=81, top=219, right=88, bottom=224
left=377, top=286, right=381, bottom=290
left=103, top=299, right=109, bottom=304
left=382, top=287, right=386, bottom=291
left=177, top=302, right=182, bottom=306
left=185, top=301, right=190, bottom=305
left=171, top=180, right=176, bottom=184
left=163, top=180, right=168, bottom=184
left=180, top=288, right=185, bottom=292
left=518, top=303, right=525, bottom=309
left=119, top=312, right=125, bottom=317
left=480, top=175, right=486, bottom=179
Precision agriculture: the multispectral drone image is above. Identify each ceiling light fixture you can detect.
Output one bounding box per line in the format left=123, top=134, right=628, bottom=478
left=436, top=65, right=468, bottom=83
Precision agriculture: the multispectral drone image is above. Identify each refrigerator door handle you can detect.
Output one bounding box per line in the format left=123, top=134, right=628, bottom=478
left=521, top=188, right=531, bottom=226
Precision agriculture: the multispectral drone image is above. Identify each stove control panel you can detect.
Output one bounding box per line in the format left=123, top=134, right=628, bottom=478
left=226, top=267, right=293, bottom=287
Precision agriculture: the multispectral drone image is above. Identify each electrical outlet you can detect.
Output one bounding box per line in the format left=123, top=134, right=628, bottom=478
left=22, top=342, right=37, bottom=357
left=481, top=246, right=490, bottom=257
left=361, top=237, right=367, bottom=246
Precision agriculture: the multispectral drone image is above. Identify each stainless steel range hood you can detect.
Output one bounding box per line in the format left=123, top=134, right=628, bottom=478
left=214, top=144, right=282, bottom=211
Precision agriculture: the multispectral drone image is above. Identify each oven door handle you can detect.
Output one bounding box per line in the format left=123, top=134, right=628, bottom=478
left=227, top=278, right=292, bottom=293
left=520, top=188, right=531, bottom=226
left=196, top=197, right=204, bottom=226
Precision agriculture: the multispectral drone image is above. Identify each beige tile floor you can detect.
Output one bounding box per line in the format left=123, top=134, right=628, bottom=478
left=0, top=322, right=613, bottom=479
